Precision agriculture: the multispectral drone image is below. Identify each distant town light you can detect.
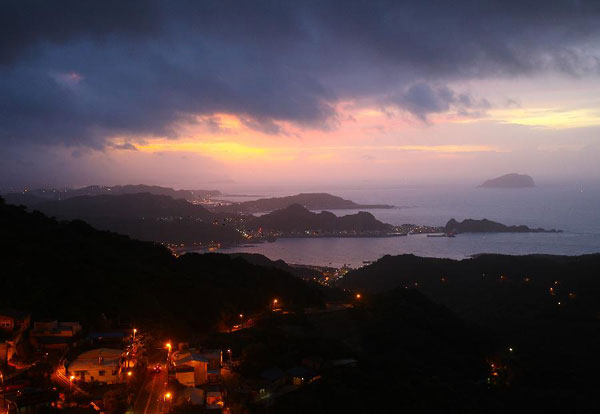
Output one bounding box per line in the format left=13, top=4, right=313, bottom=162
left=509, top=347, right=513, bottom=352
left=356, top=293, right=361, bottom=299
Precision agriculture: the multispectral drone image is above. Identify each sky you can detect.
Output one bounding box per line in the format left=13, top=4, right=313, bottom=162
left=2, top=0, right=600, bottom=191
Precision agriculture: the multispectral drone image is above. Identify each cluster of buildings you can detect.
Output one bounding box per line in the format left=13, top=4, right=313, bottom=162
left=170, top=347, right=225, bottom=410
left=0, top=308, right=139, bottom=414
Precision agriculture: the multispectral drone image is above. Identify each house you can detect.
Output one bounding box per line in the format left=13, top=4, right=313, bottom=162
left=173, top=365, right=196, bottom=387
left=32, top=320, right=82, bottom=337
left=0, top=310, right=30, bottom=332
left=66, top=348, right=124, bottom=384
left=173, top=349, right=222, bottom=387
left=174, top=353, right=209, bottom=386
left=31, top=320, right=82, bottom=350
left=205, top=386, right=224, bottom=410
left=177, top=387, right=205, bottom=406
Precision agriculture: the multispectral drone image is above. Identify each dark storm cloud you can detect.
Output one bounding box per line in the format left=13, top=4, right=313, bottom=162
left=1, top=0, right=599, bottom=148
left=389, top=83, right=491, bottom=121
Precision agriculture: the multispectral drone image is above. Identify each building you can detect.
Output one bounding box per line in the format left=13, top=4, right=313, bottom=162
left=66, top=348, right=124, bottom=384
left=0, top=310, right=30, bottom=332
left=173, top=353, right=209, bottom=387
left=177, top=387, right=205, bottom=406
left=205, top=386, right=224, bottom=410
left=173, top=365, right=196, bottom=387
left=173, top=349, right=222, bottom=387
left=32, top=320, right=82, bottom=337
left=31, top=320, right=82, bottom=351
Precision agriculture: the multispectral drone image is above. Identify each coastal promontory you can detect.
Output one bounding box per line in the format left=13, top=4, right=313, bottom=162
left=445, top=218, right=560, bottom=234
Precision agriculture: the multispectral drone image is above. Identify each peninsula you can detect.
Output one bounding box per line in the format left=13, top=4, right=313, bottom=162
left=212, top=192, right=394, bottom=214
left=243, top=204, right=397, bottom=237
left=445, top=218, right=561, bottom=234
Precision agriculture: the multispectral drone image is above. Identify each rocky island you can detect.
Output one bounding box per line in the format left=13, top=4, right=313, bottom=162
left=479, top=173, right=535, bottom=188
left=445, top=218, right=561, bottom=234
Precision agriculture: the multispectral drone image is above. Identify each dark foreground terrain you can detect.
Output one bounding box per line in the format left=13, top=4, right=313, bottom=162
left=1, top=196, right=599, bottom=413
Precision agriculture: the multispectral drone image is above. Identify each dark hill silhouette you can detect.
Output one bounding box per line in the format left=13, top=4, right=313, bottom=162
left=337, top=253, right=600, bottom=411
left=0, top=197, right=321, bottom=334
left=445, top=218, right=560, bottom=233
left=23, top=193, right=244, bottom=244
left=1, top=184, right=220, bottom=205
left=247, top=204, right=393, bottom=233
left=480, top=173, right=535, bottom=188
left=34, top=192, right=213, bottom=219
left=214, top=192, right=394, bottom=213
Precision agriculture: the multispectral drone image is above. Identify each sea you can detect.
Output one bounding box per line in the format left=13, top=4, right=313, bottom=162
left=201, top=183, right=600, bottom=268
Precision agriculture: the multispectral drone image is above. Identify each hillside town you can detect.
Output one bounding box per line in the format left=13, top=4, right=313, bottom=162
left=0, top=295, right=361, bottom=414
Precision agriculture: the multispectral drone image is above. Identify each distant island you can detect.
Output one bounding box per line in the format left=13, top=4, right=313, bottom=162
left=479, top=173, right=535, bottom=188
left=445, top=218, right=561, bottom=234
left=212, top=192, right=394, bottom=214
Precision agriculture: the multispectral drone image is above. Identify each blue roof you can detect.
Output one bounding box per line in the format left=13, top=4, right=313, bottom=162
left=87, top=331, right=127, bottom=340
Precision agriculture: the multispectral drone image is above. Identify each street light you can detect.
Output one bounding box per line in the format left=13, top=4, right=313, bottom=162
left=227, top=349, right=232, bottom=364
left=164, top=392, right=172, bottom=402
left=356, top=293, right=361, bottom=300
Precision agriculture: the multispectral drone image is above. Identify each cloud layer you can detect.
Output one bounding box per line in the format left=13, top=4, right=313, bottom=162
left=1, top=0, right=600, bottom=149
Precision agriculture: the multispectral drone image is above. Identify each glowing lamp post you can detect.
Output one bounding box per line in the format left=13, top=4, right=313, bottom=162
left=165, top=342, right=172, bottom=367
left=271, top=298, right=278, bottom=311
